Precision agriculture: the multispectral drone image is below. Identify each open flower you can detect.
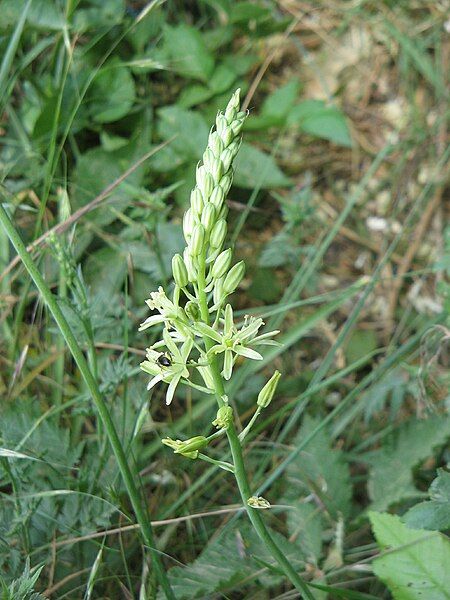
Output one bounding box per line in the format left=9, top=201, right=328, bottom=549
left=140, top=329, right=193, bottom=405
left=194, top=305, right=280, bottom=380
left=138, top=287, right=189, bottom=337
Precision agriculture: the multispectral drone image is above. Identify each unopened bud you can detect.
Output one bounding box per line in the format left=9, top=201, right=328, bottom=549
left=231, top=118, right=245, bottom=136
left=176, top=435, right=208, bottom=454
left=219, top=173, right=233, bottom=195
left=220, top=148, right=233, bottom=172
left=220, top=127, right=233, bottom=146
left=223, top=260, right=245, bottom=295
left=210, top=186, right=225, bottom=211
left=227, top=139, right=240, bottom=158
left=211, top=158, right=223, bottom=182
left=216, top=113, right=227, bottom=134
left=189, top=224, right=205, bottom=256
left=211, top=248, right=232, bottom=279
left=212, top=405, right=233, bottom=429
left=172, top=254, right=188, bottom=288
left=183, top=208, right=194, bottom=240
left=202, top=148, right=214, bottom=169
left=208, top=131, right=224, bottom=156
left=201, top=203, right=216, bottom=232
left=190, top=187, right=204, bottom=216
left=185, top=300, right=200, bottom=321
left=210, top=218, right=227, bottom=249
left=198, top=171, right=214, bottom=201
left=257, top=370, right=281, bottom=408
left=213, top=276, right=224, bottom=306
left=224, top=88, right=240, bottom=121
left=183, top=249, right=198, bottom=282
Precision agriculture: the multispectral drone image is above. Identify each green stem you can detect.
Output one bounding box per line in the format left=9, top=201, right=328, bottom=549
left=0, top=203, right=175, bottom=600
left=196, top=259, right=313, bottom=599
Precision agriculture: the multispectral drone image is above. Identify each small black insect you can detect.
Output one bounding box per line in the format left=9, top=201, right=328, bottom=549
left=157, top=353, right=172, bottom=367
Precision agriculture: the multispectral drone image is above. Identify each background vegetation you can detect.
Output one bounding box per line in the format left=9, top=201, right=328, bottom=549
left=0, top=1, right=449, bottom=598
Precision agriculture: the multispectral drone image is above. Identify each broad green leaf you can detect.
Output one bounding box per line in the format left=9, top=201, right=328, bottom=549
left=163, top=24, right=214, bottom=82
left=84, top=247, right=127, bottom=298
left=369, top=511, right=450, bottom=600
left=0, top=0, right=65, bottom=30
left=285, top=501, right=323, bottom=564
left=89, top=60, right=135, bottom=123
left=287, top=415, right=352, bottom=519
left=262, top=79, right=300, bottom=120
left=404, top=469, right=450, bottom=531
left=234, top=142, right=291, bottom=188
left=288, top=100, right=352, bottom=147
left=157, top=105, right=209, bottom=160
left=72, top=0, right=125, bottom=32
left=364, top=415, right=450, bottom=511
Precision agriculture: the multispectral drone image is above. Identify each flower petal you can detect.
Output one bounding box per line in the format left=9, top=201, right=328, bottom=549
left=194, top=322, right=223, bottom=343
left=147, top=373, right=163, bottom=390
left=234, top=345, right=263, bottom=360
left=166, top=373, right=181, bottom=405
left=138, top=314, right=165, bottom=331
left=222, top=349, right=234, bottom=380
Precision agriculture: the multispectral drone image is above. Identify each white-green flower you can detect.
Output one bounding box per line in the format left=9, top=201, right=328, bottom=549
left=140, top=329, right=193, bottom=405
left=194, top=305, right=279, bottom=380
left=139, top=286, right=190, bottom=339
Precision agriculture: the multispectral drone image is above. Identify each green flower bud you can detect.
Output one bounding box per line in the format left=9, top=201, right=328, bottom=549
left=213, top=276, right=224, bottom=306
left=223, top=260, right=245, bottom=295
left=172, top=254, right=188, bottom=288
left=220, top=148, right=233, bottom=172
left=220, top=127, right=233, bottom=146
left=183, top=208, right=194, bottom=240
left=210, top=218, right=227, bottom=249
left=210, top=186, right=225, bottom=211
left=216, top=113, right=227, bottom=134
left=183, top=249, right=198, bottom=282
left=224, top=88, right=240, bottom=121
left=176, top=435, right=209, bottom=454
left=227, top=139, right=240, bottom=158
left=202, top=148, right=214, bottom=169
left=247, top=496, right=271, bottom=509
left=219, top=173, right=233, bottom=195
left=189, top=224, right=205, bottom=256
left=201, top=203, right=216, bottom=232
left=212, top=405, right=233, bottom=429
left=198, top=171, right=214, bottom=201
left=231, top=118, right=245, bottom=136
left=191, top=187, right=203, bottom=216
left=211, top=248, right=232, bottom=279
left=257, top=370, right=281, bottom=408
left=185, top=300, right=200, bottom=321
left=208, top=131, right=224, bottom=156
left=211, top=158, right=223, bottom=183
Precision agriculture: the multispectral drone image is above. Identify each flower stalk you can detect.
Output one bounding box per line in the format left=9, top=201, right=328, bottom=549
left=140, top=90, right=313, bottom=597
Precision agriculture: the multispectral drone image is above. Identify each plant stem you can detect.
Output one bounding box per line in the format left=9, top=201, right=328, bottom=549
left=196, top=260, right=313, bottom=599
left=0, top=203, right=175, bottom=600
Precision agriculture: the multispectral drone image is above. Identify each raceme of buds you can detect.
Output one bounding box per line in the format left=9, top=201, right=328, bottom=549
left=257, top=370, right=281, bottom=408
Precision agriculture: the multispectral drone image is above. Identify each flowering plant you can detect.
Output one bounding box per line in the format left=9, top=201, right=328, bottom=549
left=140, top=90, right=313, bottom=598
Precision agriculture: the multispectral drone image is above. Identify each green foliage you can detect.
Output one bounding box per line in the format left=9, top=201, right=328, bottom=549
left=370, top=512, right=450, bottom=599
left=364, top=415, right=450, bottom=511
left=404, top=469, right=450, bottom=531
left=287, top=100, right=352, bottom=147
left=0, top=559, right=46, bottom=600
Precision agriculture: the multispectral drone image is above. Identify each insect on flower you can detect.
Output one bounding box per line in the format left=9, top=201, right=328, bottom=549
left=157, top=352, right=172, bottom=367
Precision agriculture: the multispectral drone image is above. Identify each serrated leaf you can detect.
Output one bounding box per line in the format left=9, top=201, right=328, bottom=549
left=404, top=469, right=450, bottom=531
left=163, top=24, right=214, bottom=82
left=369, top=511, right=450, bottom=600
left=287, top=415, right=352, bottom=519
left=288, top=100, right=352, bottom=147
left=364, top=415, right=450, bottom=511
left=285, top=501, right=323, bottom=564
left=234, top=143, right=290, bottom=189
